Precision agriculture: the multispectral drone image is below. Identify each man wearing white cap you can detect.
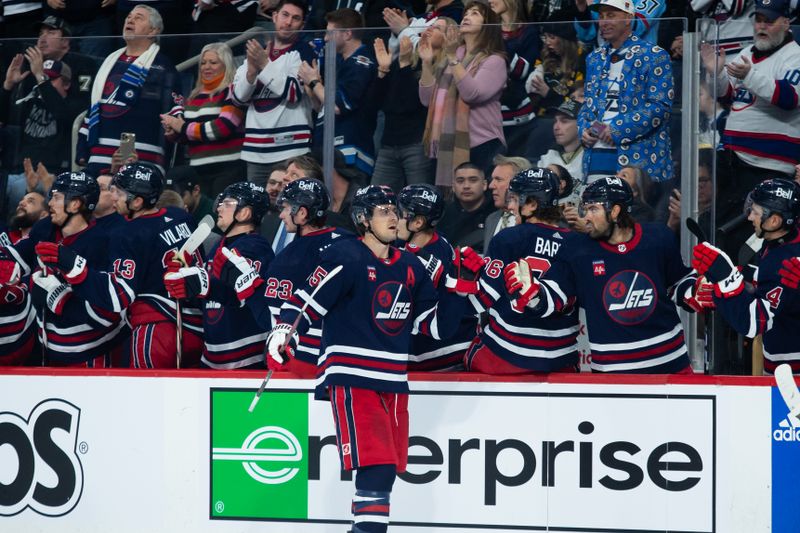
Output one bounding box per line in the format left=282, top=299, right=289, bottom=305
left=578, top=0, right=674, bottom=184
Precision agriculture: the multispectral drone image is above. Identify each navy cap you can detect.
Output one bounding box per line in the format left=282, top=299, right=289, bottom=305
left=756, top=0, right=791, bottom=20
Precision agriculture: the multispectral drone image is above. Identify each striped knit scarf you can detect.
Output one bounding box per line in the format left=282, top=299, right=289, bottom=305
left=423, top=52, right=480, bottom=187
left=86, top=43, right=160, bottom=147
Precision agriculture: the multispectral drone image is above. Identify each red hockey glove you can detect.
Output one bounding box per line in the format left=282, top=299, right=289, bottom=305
left=0, top=258, right=21, bottom=286
left=691, top=242, right=743, bottom=297
left=779, top=257, right=800, bottom=289
left=34, top=242, right=88, bottom=284
left=445, top=246, right=482, bottom=295
left=416, top=250, right=443, bottom=287
left=163, top=266, right=210, bottom=300
left=31, top=271, right=72, bottom=315
left=683, top=276, right=715, bottom=313
left=211, top=246, right=263, bottom=301
left=164, top=249, right=193, bottom=270
left=504, top=260, right=541, bottom=313
left=266, top=323, right=298, bottom=367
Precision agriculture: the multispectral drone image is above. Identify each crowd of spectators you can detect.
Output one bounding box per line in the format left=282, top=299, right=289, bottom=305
left=1, top=0, right=800, bottom=372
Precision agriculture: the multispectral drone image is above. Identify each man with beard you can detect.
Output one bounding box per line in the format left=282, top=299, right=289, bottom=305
left=503, top=177, right=710, bottom=373
left=701, top=0, right=800, bottom=237
left=231, top=0, right=315, bottom=186
left=7, top=192, right=48, bottom=241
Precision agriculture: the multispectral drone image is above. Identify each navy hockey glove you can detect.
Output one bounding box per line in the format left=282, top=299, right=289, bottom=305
left=779, top=257, right=800, bottom=289
left=212, top=246, right=263, bottom=301
left=691, top=242, right=743, bottom=297
left=445, top=246, right=482, bottom=294
left=266, top=323, right=298, bottom=368
left=35, top=242, right=88, bottom=284
left=683, top=276, right=715, bottom=313
left=416, top=250, right=444, bottom=287
left=504, top=260, right=541, bottom=313
left=164, top=266, right=210, bottom=300
left=31, top=271, right=72, bottom=315
left=0, top=258, right=21, bottom=286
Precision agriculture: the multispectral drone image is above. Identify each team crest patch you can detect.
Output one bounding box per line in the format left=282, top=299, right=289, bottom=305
left=372, top=281, right=412, bottom=336
left=367, top=266, right=376, bottom=281
left=603, top=270, right=657, bottom=325
left=593, top=260, right=606, bottom=276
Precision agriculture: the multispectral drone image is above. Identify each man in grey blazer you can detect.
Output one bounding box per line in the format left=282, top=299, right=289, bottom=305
left=483, top=155, right=531, bottom=254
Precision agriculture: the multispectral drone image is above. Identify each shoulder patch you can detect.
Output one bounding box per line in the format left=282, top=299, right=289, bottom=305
left=354, top=55, right=373, bottom=67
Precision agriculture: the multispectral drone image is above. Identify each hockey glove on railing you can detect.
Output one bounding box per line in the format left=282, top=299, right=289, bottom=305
left=211, top=246, right=263, bottom=301
left=445, top=246, right=483, bottom=295
left=31, top=271, right=72, bottom=315
left=779, top=257, right=800, bottom=289
left=683, top=275, right=715, bottom=313
left=504, top=259, right=541, bottom=313
left=34, top=242, right=88, bottom=284
left=416, top=250, right=444, bottom=287
left=691, top=242, right=743, bottom=298
left=266, top=323, right=298, bottom=368
left=0, top=258, right=21, bottom=286
left=164, top=266, right=210, bottom=300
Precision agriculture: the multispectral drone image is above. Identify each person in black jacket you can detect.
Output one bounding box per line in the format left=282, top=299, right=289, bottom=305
left=368, top=35, right=435, bottom=192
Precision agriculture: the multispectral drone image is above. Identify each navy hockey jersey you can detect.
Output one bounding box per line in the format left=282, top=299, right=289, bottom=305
left=277, top=238, right=468, bottom=397
left=403, top=232, right=478, bottom=371
left=201, top=233, right=274, bottom=369
left=470, top=223, right=581, bottom=372
left=0, top=227, right=35, bottom=363
left=314, top=45, right=377, bottom=174
left=73, top=207, right=202, bottom=332
left=536, top=223, right=695, bottom=373
left=247, top=227, right=354, bottom=366
left=715, top=230, right=800, bottom=374
left=4, top=217, right=129, bottom=363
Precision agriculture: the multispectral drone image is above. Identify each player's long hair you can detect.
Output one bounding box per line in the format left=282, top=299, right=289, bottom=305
left=189, top=43, right=237, bottom=100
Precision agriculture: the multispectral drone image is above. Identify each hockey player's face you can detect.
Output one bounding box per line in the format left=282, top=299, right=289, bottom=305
left=279, top=204, right=303, bottom=233
left=216, top=198, right=239, bottom=231
left=747, top=202, right=781, bottom=238
left=95, top=176, right=115, bottom=217
left=583, top=203, right=613, bottom=239
left=273, top=4, right=305, bottom=42
left=367, top=205, right=399, bottom=242
left=48, top=192, right=73, bottom=226
left=111, top=185, right=132, bottom=216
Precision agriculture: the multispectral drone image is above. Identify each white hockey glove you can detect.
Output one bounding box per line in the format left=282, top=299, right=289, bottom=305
left=504, top=259, right=541, bottom=313
left=416, top=251, right=444, bottom=287
left=266, top=323, right=298, bottom=368
left=31, top=271, right=73, bottom=315
left=211, top=246, right=263, bottom=301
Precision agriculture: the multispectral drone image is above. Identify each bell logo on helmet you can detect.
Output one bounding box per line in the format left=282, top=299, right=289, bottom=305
left=134, top=170, right=151, bottom=181
left=298, top=181, right=315, bottom=191
left=419, top=189, right=438, bottom=203
left=775, top=187, right=794, bottom=200
left=606, top=177, right=624, bottom=187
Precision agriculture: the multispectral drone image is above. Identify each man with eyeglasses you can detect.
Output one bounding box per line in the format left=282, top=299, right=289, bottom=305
left=437, top=162, right=495, bottom=253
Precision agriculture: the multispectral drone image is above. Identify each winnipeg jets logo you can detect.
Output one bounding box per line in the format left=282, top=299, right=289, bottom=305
left=603, top=270, right=657, bottom=325
left=372, top=281, right=412, bottom=336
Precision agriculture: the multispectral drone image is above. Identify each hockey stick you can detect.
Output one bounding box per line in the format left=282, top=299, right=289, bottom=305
left=685, top=217, right=707, bottom=242
left=173, top=214, right=215, bottom=368
left=248, top=263, right=343, bottom=413
left=775, top=364, right=800, bottom=425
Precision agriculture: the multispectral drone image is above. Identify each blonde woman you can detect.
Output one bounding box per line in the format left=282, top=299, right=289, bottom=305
left=419, top=1, right=508, bottom=188
left=161, top=43, right=245, bottom=197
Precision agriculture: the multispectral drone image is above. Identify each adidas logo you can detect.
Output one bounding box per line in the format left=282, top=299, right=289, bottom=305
left=165, top=217, right=173, bottom=222
left=774, top=364, right=800, bottom=442
left=774, top=416, right=800, bottom=441
left=553, top=232, right=563, bottom=239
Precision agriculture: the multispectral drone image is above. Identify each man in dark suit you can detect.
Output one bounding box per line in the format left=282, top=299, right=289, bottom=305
left=482, top=155, right=531, bottom=254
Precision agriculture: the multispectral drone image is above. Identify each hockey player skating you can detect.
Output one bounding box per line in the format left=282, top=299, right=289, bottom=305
left=164, top=182, right=275, bottom=369
left=504, top=176, right=706, bottom=373
left=33, top=163, right=202, bottom=368
left=466, top=168, right=582, bottom=374
left=694, top=178, right=800, bottom=374
left=396, top=183, right=478, bottom=371
left=219, top=185, right=482, bottom=532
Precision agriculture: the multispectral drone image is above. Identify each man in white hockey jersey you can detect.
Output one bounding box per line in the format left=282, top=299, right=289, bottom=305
left=701, top=0, right=800, bottom=224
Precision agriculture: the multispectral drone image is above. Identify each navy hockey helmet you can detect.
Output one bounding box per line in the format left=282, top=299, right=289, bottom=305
left=277, top=178, right=330, bottom=220
left=581, top=176, right=633, bottom=213
left=747, top=178, right=800, bottom=227
left=350, top=185, right=397, bottom=228
left=397, top=184, right=444, bottom=226
left=50, top=171, right=99, bottom=212
left=508, top=167, right=560, bottom=208
left=112, top=163, right=164, bottom=208
left=219, top=181, right=269, bottom=225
